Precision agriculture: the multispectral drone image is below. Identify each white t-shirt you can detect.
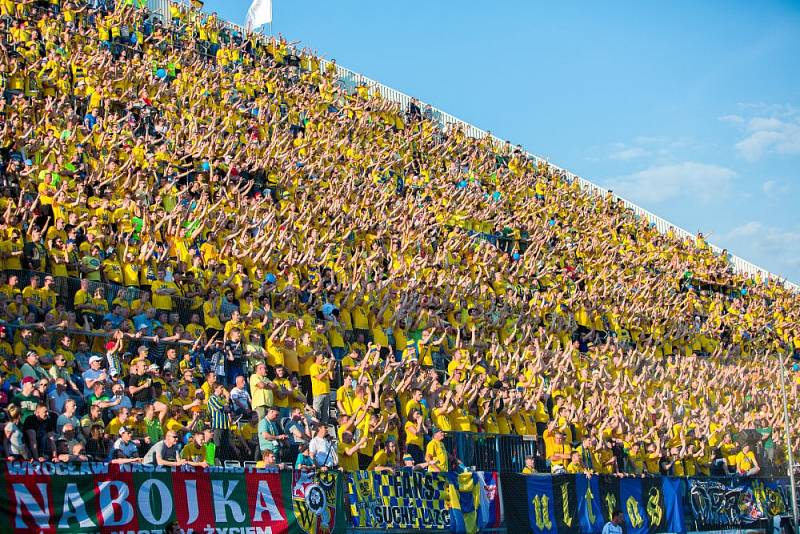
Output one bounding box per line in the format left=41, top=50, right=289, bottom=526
left=309, top=436, right=337, bottom=467
left=602, top=521, right=623, bottom=534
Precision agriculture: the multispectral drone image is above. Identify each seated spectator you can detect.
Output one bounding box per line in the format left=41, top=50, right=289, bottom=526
left=368, top=439, right=398, bottom=472
left=58, top=443, right=90, bottom=463
left=522, top=454, right=537, bottom=474
left=112, top=427, right=142, bottom=464
left=181, top=430, right=209, bottom=467
left=85, top=424, right=109, bottom=462
left=57, top=423, right=83, bottom=454
left=295, top=443, right=316, bottom=472
left=142, top=431, right=186, bottom=467
left=3, top=405, right=30, bottom=459
left=23, top=403, right=57, bottom=461
left=257, top=449, right=278, bottom=469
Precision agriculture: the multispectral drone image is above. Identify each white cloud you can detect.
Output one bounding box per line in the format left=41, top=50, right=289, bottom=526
left=608, top=146, right=650, bottom=161
left=722, top=107, right=800, bottom=161
left=727, top=221, right=766, bottom=239
left=724, top=222, right=800, bottom=279
left=762, top=179, right=792, bottom=199
left=598, top=136, right=692, bottom=163
left=719, top=114, right=745, bottom=124
left=607, top=162, right=736, bottom=204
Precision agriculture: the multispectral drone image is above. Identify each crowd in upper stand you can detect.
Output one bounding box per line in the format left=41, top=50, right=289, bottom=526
left=0, top=0, right=795, bottom=476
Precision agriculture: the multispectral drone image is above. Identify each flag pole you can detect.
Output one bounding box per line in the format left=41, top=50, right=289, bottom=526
left=778, top=350, right=799, bottom=531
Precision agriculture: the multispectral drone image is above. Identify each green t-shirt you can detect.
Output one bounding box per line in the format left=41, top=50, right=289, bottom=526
left=12, top=393, right=39, bottom=423
left=205, top=441, right=216, bottom=466
left=757, top=427, right=775, bottom=449
left=146, top=418, right=163, bottom=443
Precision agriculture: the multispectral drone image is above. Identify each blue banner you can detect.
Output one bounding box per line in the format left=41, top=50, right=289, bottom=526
left=620, top=478, right=649, bottom=534
left=527, top=476, right=559, bottom=534
left=575, top=475, right=605, bottom=534
left=660, top=477, right=686, bottom=534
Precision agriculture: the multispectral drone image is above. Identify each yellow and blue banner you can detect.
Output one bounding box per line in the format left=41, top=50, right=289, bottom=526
left=503, top=474, right=691, bottom=534
left=345, top=470, right=503, bottom=533
left=575, top=474, right=605, bottom=533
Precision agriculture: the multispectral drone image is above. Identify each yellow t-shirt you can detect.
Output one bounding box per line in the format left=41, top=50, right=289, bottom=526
left=425, top=439, right=448, bottom=471
left=309, top=362, right=330, bottom=396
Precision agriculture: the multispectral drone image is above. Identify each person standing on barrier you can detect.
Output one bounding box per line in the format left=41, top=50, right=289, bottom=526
left=602, top=510, right=625, bottom=534
left=735, top=444, right=761, bottom=476
left=425, top=427, right=448, bottom=472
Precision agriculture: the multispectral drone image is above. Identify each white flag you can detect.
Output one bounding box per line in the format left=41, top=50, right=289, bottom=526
left=245, top=0, right=272, bottom=31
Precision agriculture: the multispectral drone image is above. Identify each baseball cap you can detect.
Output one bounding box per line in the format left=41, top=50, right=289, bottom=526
left=119, top=427, right=131, bottom=436
left=148, top=364, right=160, bottom=371
left=89, top=355, right=103, bottom=364
left=432, top=426, right=444, bottom=434
left=21, top=376, right=35, bottom=385
left=26, top=350, right=38, bottom=358
left=403, top=454, right=414, bottom=463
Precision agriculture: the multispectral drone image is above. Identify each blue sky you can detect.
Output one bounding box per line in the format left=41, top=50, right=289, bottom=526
left=202, top=0, right=800, bottom=282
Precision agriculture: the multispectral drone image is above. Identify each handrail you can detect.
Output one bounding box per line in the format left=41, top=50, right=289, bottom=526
left=312, top=58, right=798, bottom=291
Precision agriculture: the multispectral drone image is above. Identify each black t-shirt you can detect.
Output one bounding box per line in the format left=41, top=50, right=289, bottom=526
left=127, top=373, right=153, bottom=403
left=23, top=412, right=56, bottom=437
left=225, top=340, right=243, bottom=363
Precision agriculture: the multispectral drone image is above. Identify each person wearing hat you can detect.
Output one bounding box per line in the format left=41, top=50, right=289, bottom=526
left=425, top=426, right=449, bottom=472
left=11, top=376, right=40, bottom=423
left=400, top=452, right=420, bottom=471
left=111, top=426, right=142, bottom=464
left=82, top=355, right=108, bottom=396
left=20, top=350, right=49, bottom=382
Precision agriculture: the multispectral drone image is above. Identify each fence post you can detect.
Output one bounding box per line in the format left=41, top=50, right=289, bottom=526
left=495, top=434, right=502, bottom=473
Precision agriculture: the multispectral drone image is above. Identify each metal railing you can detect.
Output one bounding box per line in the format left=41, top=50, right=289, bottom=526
left=444, top=431, right=539, bottom=473
left=3, top=269, right=199, bottom=325
left=314, top=54, right=795, bottom=292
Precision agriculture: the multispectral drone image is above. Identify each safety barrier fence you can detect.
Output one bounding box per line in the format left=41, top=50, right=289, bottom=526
left=0, top=462, right=795, bottom=533
left=443, top=431, right=539, bottom=474
left=309, top=58, right=798, bottom=291
left=3, top=268, right=199, bottom=326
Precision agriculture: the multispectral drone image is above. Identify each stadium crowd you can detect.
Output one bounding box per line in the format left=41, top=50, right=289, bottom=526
left=0, top=0, right=796, bottom=477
